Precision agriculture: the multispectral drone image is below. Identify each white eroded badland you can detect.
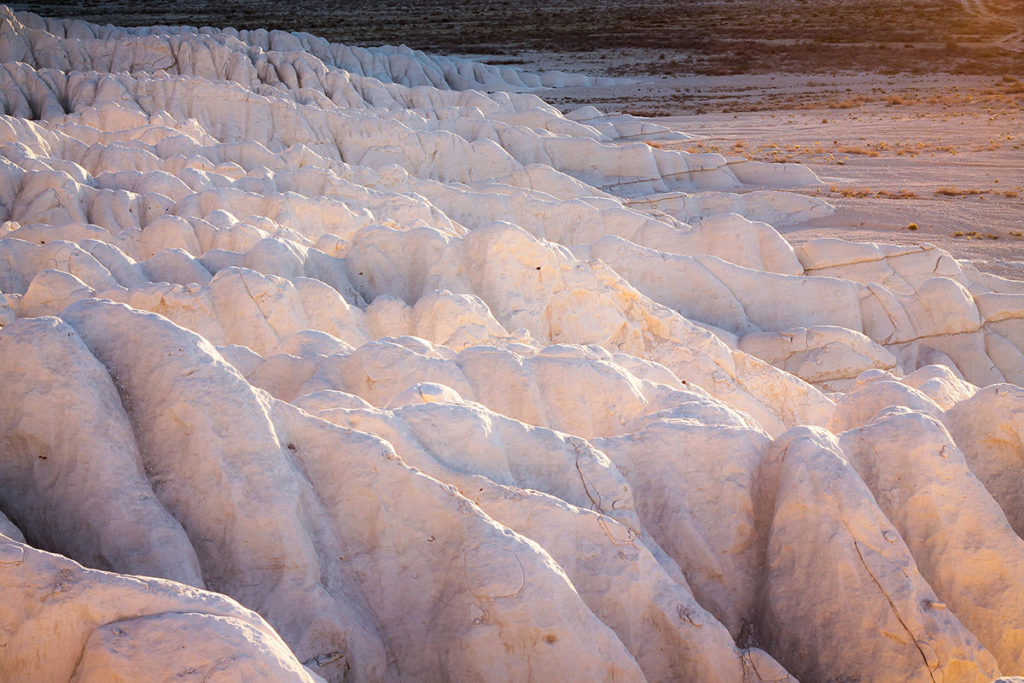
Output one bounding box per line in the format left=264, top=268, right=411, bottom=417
left=0, top=5, right=1022, bottom=681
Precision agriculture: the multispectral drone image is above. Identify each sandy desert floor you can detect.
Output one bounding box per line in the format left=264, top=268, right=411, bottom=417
left=669, top=81, right=1024, bottom=280
left=531, top=69, right=1024, bottom=281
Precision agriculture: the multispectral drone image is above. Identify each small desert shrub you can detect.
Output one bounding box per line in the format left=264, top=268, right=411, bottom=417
left=832, top=98, right=864, bottom=109
left=878, top=189, right=917, bottom=199
left=907, top=222, right=919, bottom=230
left=1002, top=79, right=1024, bottom=94
left=830, top=186, right=872, bottom=198
left=838, top=146, right=881, bottom=157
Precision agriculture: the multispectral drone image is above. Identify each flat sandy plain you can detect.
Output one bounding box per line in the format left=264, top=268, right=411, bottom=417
left=538, top=70, right=1024, bottom=280
left=10, top=0, right=1024, bottom=278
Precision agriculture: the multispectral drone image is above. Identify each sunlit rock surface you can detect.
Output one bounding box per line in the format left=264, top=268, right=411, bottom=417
left=1, top=5, right=1022, bottom=681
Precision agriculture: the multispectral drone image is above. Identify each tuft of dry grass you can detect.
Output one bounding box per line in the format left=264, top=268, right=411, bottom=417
left=877, top=189, right=917, bottom=199
left=830, top=185, right=872, bottom=198
left=1001, top=77, right=1024, bottom=94
left=837, top=146, right=881, bottom=157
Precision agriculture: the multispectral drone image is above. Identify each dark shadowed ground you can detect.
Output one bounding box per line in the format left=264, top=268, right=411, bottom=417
left=9, top=0, right=1023, bottom=78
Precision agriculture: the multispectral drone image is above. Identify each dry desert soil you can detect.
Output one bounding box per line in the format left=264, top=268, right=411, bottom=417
left=13, top=0, right=1023, bottom=77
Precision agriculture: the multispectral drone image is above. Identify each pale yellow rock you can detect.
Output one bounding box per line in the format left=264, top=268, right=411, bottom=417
left=739, top=325, right=897, bottom=386
left=0, top=510, right=24, bottom=541
left=899, top=331, right=1005, bottom=386
left=947, top=384, right=1024, bottom=538
left=761, top=427, right=1000, bottom=682
left=899, top=277, right=982, bottom=337
left=798, top=239, right=961, bottom=294
left=829, top=378, right=947, bottom=433
left=698, top=256, right=864, bottom=333
left=331, top=336, right=474, bottom=406
left=900, top=364, right=977, bottom=409
left=72, top=613, right=325, bottom=682
left=0, top=238, right=118, bottom=293
left=364, top=294, right=413, bottom=339
left=270, top=400, right=648, bottom=682
left=987, top=330, right=1024, bottom=384
left=138, top=215, right=202, bottom=259
left=594, top=414, right=772, bottom=637
left=591, top=235, right=755, bottom=334
left=247, top=353, right=325, bottom=402
left=18, top=268, right=95, bottom=316
left=141, top=248, right=213, bottom=286
left=61, top=299, right=389, bottom=681
left=0, top=316, right=202, bottom=586
left=840, top=408, right=1024, bottom=673
left=688, top=213, right=804, bottom=275
left=0, top=537, right=315, bottom=683
left=300, top=395, right=757, bottom=682
left=975, top=291, right=1024, bottom=323
left=273, top=329, right=354, bottom=358
left=410, top=289, right=509, bottom=350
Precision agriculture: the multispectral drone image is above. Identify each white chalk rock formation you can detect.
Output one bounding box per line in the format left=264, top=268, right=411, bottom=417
left=0, top=316, right=202, bottom=586
left=739, top=325, right=898, bottom=391
left=839, top=408, right=1024, bottom=673
left=1, top=5, right=1023, bottom=681
left=760, top=427, right=999, bottom=682
left=947, top=384, right=1024, bottom=538
left=0, top=537, right=316, bottom=682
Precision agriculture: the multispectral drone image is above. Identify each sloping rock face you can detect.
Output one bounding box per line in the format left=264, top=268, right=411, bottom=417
left=0, top=5, right=1022, bottom=681
left=0, top=535, right=320, bottom=682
